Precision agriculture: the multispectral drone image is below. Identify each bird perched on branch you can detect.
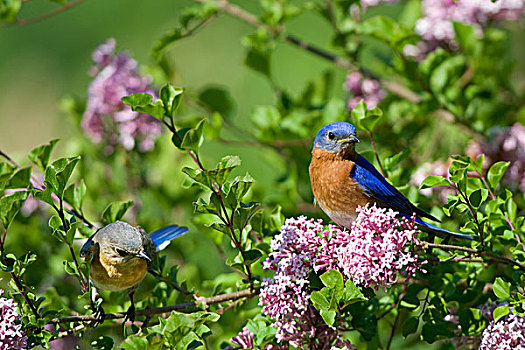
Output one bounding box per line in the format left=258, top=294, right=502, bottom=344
left=308, top=122, right=472, bottom=240
left=80, top=221, right=188, bottom=323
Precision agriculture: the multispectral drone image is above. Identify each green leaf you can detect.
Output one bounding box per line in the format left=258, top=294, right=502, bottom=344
left=487, top=161, right=510, bottom=189
left=420, top=175, right=451, bottom=189
left=493, top=277, right=510, bottom=299
left=430, top=56, right=466, bottom=93
left=28, top=139, right=59, bottom=171
left=2, top=167, right=31, bottom=190
left=469, top=188, right=488, bottom=209
left=384, top=149, right=411, bottom=171
left=91, top=336, right=114, bottom=350
left=180, top=119, right=205, bottom=152
left=0, top=0, right=22, bottom=21
left=122, top=93, right=164, bottom=120
left=160, top=84, right=184, bottom=118
left=453, top=22, right=482, bottom=57
left=493, top=305, right=510, bottom=323
left=320, top=269, right=344, bottom=292
left=352, top=100, right=383, bottom=132
left=311, top=291, right=330, bottom=310
left=242, top=249, right=263, bottom=265
left=45, top=157, right=80, bottom=198
left=402, top=317, right=419, bottom=338
left=209, top=156, right=241, bottom=185
left=245, top=47, right=271, bottom=77
left=320, top=309, right=336, bottom=326
left=121, top=335, right=149, bottom=350
left=101, top=200, right=133, bottom=225
left=0, top=191, right=28, bottom=229
left=198, top=86, right=235, bottom=119
left=64, top=180, right=86, bottom=211
left=344, top=279, right=366, bottom=304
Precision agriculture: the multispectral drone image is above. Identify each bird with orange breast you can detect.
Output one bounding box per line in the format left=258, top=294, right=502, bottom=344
left=309, top=122, right=472, bottom=240
left=80, top=221, right=188, bottom=323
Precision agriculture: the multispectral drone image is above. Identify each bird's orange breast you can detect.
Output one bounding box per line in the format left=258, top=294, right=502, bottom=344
left=309, top=149, right=373, bottom=216
left=90, top=253, right=148, bottom=292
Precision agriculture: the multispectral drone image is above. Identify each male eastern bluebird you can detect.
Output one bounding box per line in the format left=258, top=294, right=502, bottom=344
left=80, top=221, right=188, bottom=323
left=309, top=122, right=472, bottom=240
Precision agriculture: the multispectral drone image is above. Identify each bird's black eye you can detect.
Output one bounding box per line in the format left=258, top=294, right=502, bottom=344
left=115, top=248, right=129, bottom=257
left=328, top=132, right=335, bottom=140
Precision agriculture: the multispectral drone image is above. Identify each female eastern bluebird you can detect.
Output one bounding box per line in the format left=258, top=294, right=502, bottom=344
left=80, top=221, right=188, bottom=323
left=309, top=122, right=472, bottom=240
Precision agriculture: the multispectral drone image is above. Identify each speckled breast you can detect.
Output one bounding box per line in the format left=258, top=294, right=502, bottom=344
left=309, top=149, right=373, bottom=229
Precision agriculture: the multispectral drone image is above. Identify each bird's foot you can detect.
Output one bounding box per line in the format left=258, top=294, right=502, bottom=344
left=124, top=303, right=135, bottom=324
left=92, top=305, right=105, bottom=327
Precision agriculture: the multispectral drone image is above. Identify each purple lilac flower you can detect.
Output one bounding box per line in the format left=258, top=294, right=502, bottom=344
left=343, top=72, right=385, bottom=111
left=228, top=327, right=254, bottom=349
left=0, top=284, right=27, bottom=350
left=82, top=38, right=162, bottom=153
left=479, top=310, right=525, bottom=349
left=260, top=205, right=425, bottom=347
left=405, top=0, right=524, bottom=59
left=467, top=123, right=525, bottom=191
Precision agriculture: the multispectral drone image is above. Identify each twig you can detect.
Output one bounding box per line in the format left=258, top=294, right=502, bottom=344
left=367, top=131, right=386, bottom=177
left=455, top=185, right=485, bottom=247
left=422, top=242, right=525, bottom=270
left=191, top=0, right=421, bottom=103
left=386, top=306, right=401, bottom=350
left=51, top=288, right=259, bottom=324
left=0, top=0, right=88, bottom=27
left=9, top=272, right=40, bottom=319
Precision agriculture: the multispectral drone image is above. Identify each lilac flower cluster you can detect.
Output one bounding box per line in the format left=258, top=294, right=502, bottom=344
left=227, top=327, right=289, bottom=349
left=0, top=285, right=27, bottom=350
left=259, top=205, right=425, bottom=347
left=467, top=123, right=525, bottom=191
left=479, top=311, right=525, bottom=349
left=343, top=72, right=385, bottom=111
left=405, top=0, right=524, bottom=59
left=82, top=39, right=162, bottom=153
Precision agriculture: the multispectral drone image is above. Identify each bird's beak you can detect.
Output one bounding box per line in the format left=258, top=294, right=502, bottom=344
left=337, top=135, right=359, bottom=144
left=80, top=238, right=96, bottom=258
left=135, top=251, right=151, bottom=262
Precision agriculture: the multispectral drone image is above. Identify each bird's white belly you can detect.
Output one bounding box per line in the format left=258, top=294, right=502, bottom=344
left=324, top=209, right=357, bottom=230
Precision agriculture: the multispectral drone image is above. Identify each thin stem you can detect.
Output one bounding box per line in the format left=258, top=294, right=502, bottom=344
left=455, top=185, right=485, bottom=247
left=0, top=0, right=88, bottom=27
left=147, top=270, right=192, bottom=296
left=386, top=306, right=401, bottom=350
left=51, top=288, right=259, bottom=324
left=9, top=272, right=40, bottom=318
left=191, top=0, right=421, bottom=103
left=367, top=131, right=387, bottom=177
left=422, top=242, right=525, bottom=270
left=52, top=202, right=89, bottom=292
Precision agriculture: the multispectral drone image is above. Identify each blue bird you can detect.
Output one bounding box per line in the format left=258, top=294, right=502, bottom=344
left=308, top=122, right=472, bottom=240
left=80, top=221, right=189, bottom=323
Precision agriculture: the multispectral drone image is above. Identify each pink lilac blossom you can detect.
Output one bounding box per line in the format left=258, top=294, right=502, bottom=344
left=0, top=283, right=27, bottom=350
left=405, top=0, right=524, bottom=59
left=228, top=327, right=254, bottom=349
left=467, top=123, right=525, bottom=191
left=479, top=311, right=525, bottom=349
left=82, top=38, right=162, bottom=153
left=260, top=205, right=425, bottom=347
left=343, top=72, right=385, bottom=111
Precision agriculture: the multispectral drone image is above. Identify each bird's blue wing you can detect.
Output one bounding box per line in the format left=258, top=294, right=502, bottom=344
left=149, top=225, right=188, bottom=251
left=351, top=155, right=422, bottom=217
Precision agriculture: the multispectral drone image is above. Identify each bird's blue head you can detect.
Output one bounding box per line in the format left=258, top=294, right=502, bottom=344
left=313, top=122, right=359, bottom=153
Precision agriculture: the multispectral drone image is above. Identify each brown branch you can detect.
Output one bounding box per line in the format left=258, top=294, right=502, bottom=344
left=0, top=0, right=88, bottom=27
left=422, top=242, right=525, bottom=270
left=9, top=272, right=40, bottom=319
left=51, top=288, right=259, bottom=324
left=192, top=0, right=420, bottom=103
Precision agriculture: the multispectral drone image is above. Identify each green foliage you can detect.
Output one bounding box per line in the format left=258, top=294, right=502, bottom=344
left=1, top=0, right=525, bottom=348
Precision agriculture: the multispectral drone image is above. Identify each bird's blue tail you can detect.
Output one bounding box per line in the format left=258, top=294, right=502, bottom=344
left=149, top=225, right=189, bottom=251
left=415, top=218, right=474, bottom=241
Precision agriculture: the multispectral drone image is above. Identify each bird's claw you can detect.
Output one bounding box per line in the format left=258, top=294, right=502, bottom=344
left=92, top=305, right=105, bottom=327
left=124, top=303, right=136, bottom=324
